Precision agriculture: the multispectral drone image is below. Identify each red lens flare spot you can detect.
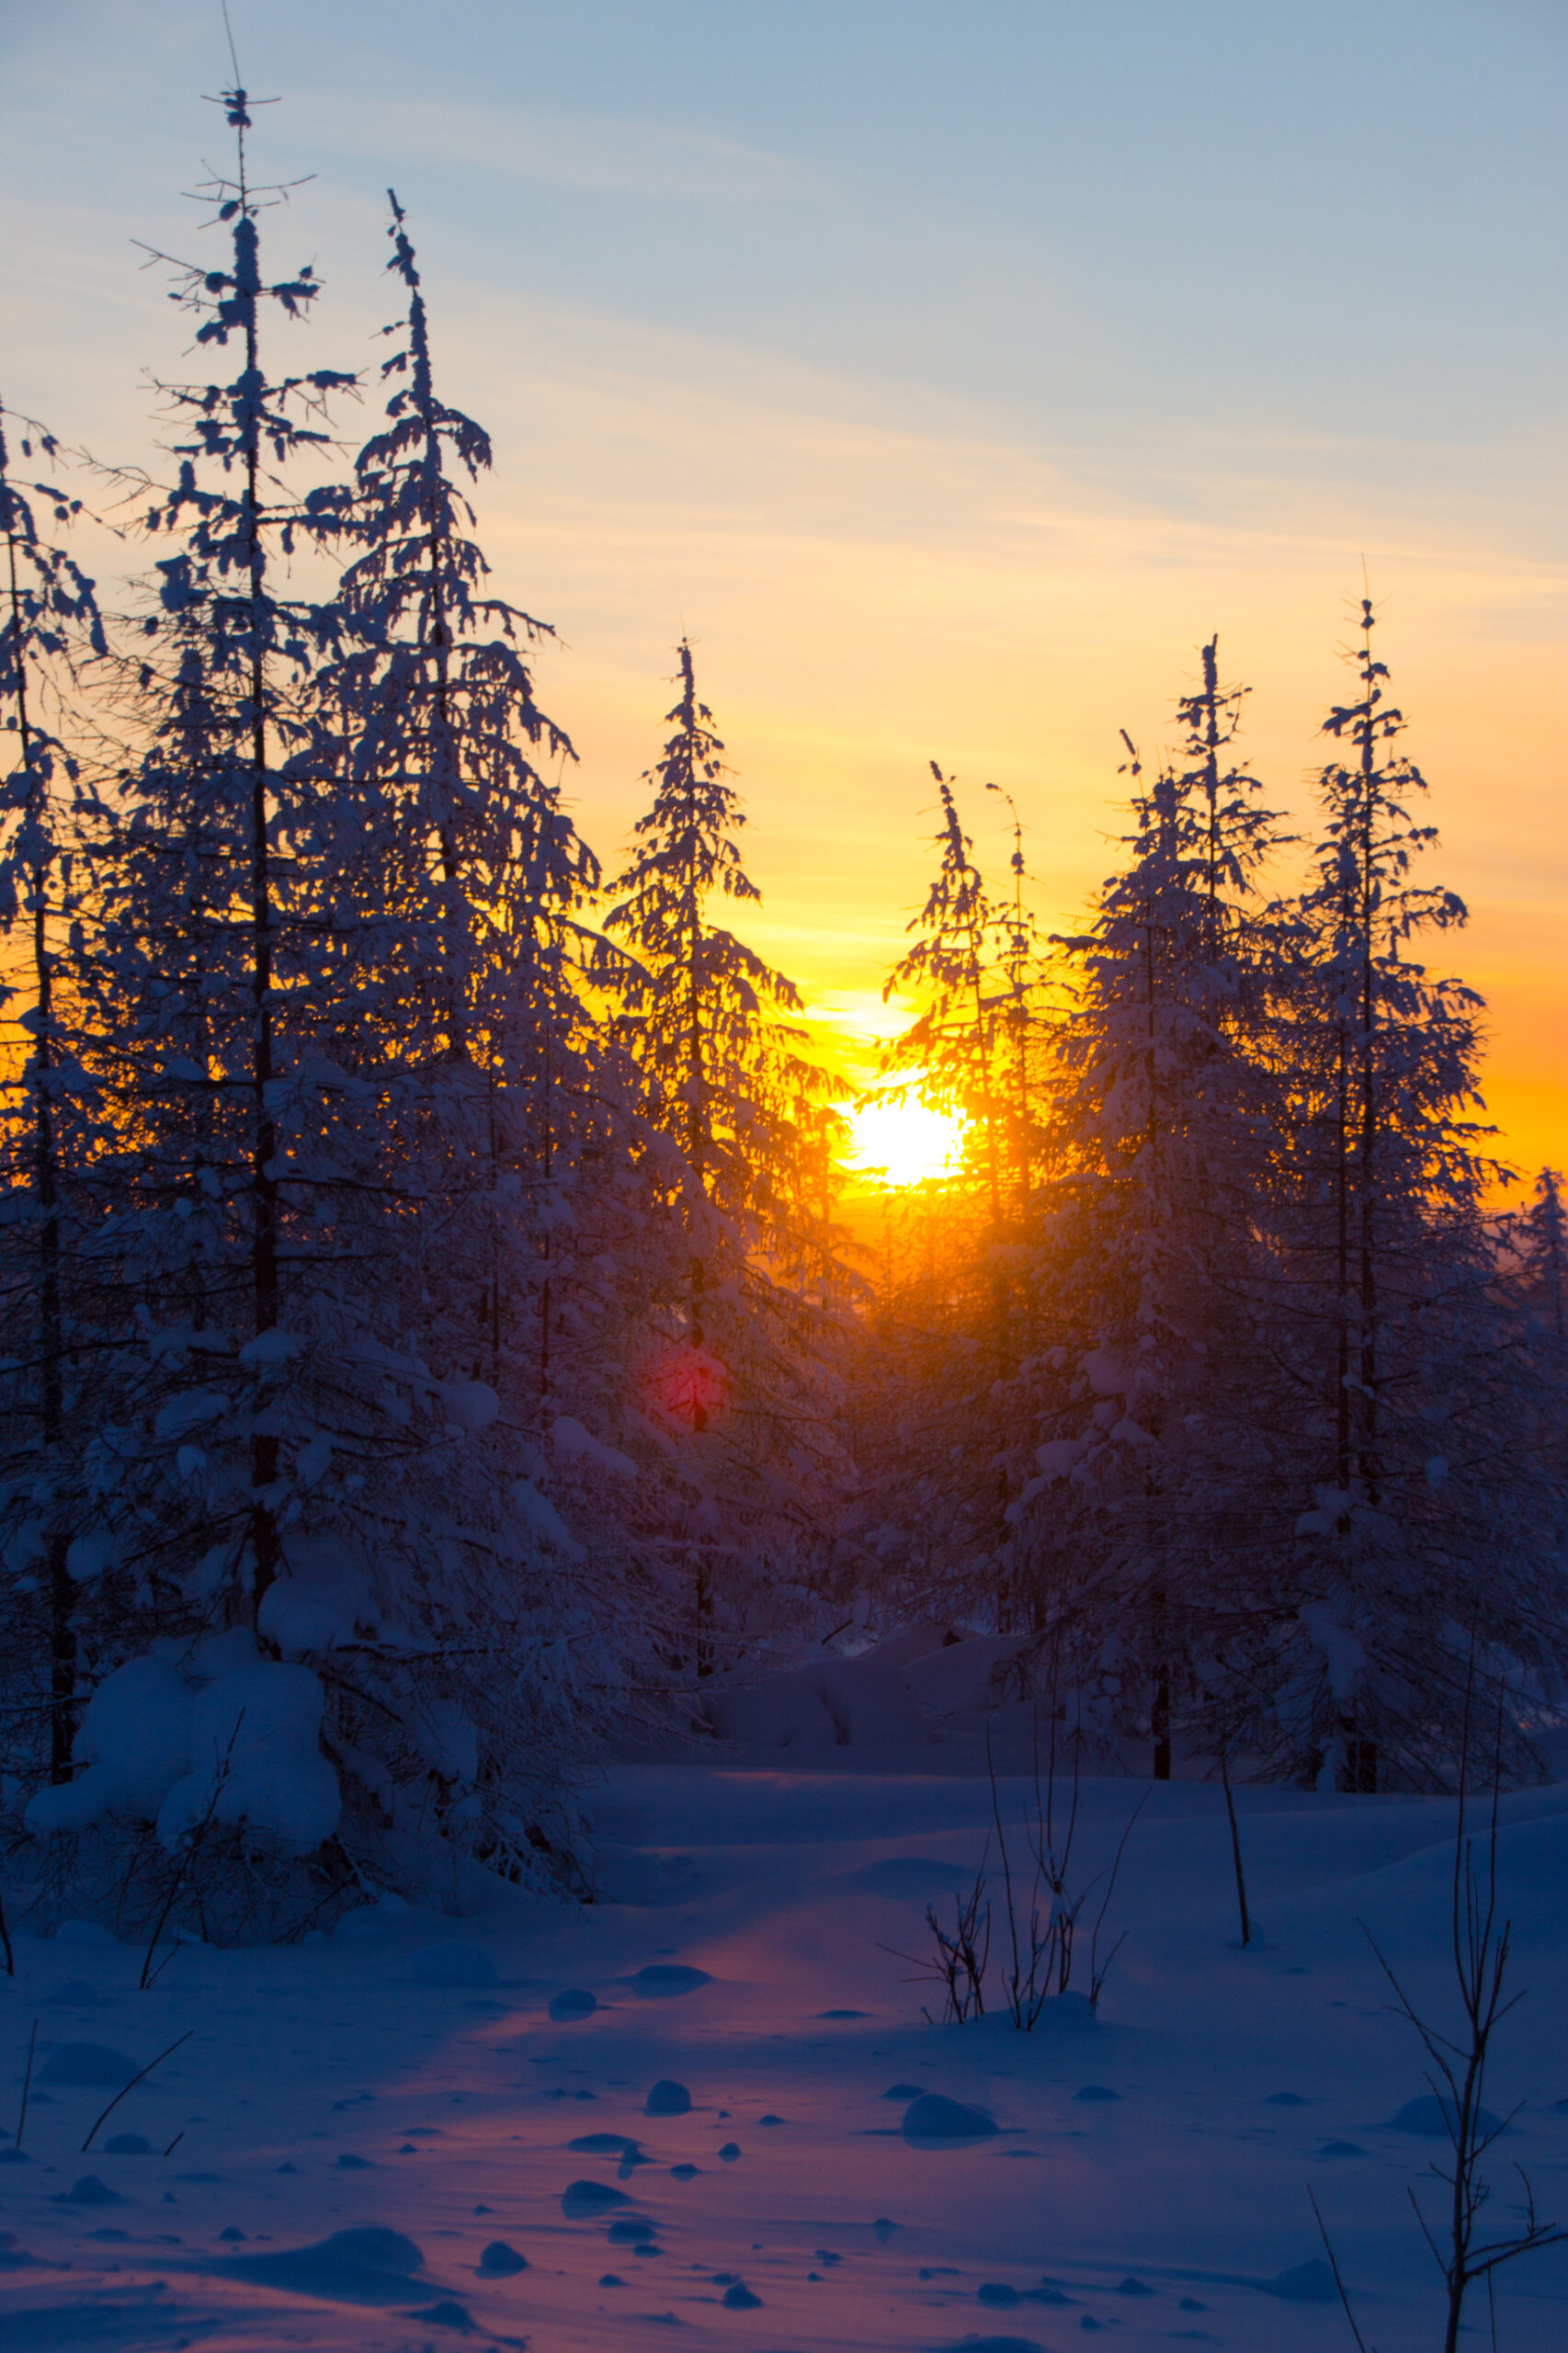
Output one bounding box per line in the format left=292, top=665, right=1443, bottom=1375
left=642, top=1344, right=729, bottom=1433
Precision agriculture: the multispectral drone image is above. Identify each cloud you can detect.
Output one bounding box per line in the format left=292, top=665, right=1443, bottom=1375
left=288, top=93, right=824, bottom=205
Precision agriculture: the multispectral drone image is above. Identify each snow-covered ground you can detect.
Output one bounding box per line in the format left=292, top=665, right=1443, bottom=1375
left=6, top=1756, right=1568, bottom=2351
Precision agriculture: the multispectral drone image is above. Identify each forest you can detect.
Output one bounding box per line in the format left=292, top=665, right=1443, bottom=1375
left=4, top=85, right=1566, bottom=1947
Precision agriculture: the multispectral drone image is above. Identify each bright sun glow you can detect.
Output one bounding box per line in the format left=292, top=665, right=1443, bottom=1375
left=845, top=1098, right=966, bottom=1188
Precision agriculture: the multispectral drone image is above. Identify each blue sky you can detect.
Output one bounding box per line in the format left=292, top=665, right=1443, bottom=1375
left=4, top=0, right=1564, bottom=1161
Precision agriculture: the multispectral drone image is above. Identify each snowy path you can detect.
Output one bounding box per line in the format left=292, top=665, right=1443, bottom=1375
left=5, top=1766, right=1568, bottom=2349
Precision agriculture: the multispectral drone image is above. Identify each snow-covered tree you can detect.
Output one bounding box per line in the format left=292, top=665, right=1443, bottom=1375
left=1244, top=605, right=1568, bottom=1789
left=0, top=406, right=108, bottom=1786
left=998, top=643, right=1288, bottom=1769
left=17, top=100, right=631, bottom=1928
left=606, top=644, right=852, bottom=1665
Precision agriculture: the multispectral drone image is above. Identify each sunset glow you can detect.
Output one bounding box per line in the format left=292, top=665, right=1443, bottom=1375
left=845, top=1097, right=966, bottom=1188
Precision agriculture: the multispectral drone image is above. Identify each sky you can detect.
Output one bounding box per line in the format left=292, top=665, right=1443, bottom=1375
left=3, top=0, right=1564, bottom=1171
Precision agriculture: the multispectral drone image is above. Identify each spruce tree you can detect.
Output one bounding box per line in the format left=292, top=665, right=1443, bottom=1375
left=0, top=407, right=108, bottom=1786
left=1255, top=604, right=1568, bottom=1789
left=606, top=644, right=850, bottom=1664
left=1004, top=644, right=1286, bottom=1769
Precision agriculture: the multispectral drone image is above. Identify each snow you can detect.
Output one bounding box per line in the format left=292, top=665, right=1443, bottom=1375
left=444, top=1380, right=499, bottom=1435
left=5, top=1759, right=1568, bottom=2350
left=643, top=2080, right=691, bottom=2116
left=407, top=1943, right=497, bottom=1989
left=24, top=1659, right=191, bottom=1836
left=155, top=1664, right=339, bottom=1851
left=35, top=2044, right=135, bottom=2087
left=258, top=1540, right=380, bottom=1658
left=901, top=2093, right=997, bottom=2143
left=551, top=1415, right=638, bottom=1480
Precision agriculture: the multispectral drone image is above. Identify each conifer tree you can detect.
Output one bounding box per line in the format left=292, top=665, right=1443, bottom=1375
left=882, top=767, right=1006, bottom=1231
left=0, top=407, right=108, bottom=1784
left=1253, top=605, right=1568, bottom=1788
left=606, top=645, right=850, bottom=1661
left=84, top=84, right=362, bottom=1622
left=1003, top=643, right=1285, bottom=1768
left=32, top=119, right=665, bottom=1905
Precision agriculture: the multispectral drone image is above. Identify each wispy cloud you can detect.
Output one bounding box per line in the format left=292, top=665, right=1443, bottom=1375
left=288, top=93, right=824, bottom=205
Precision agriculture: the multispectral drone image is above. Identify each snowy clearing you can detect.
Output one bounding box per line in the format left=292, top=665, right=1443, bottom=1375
left=6, top=1761, right=1568, bottom=2351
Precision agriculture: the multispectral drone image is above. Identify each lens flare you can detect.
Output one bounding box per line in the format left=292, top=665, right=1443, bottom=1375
left=845, top=1098, right=965, bottom=1188
left=640, top=1343, right=729, bottom=1432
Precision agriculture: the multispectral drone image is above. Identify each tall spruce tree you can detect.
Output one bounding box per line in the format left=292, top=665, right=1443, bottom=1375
left=606, top=644, right=850, bottom=1665
left=0, top=408, right=108, bottom=1787
left=1002, top=644, right=1286, bottom=1769
left=1251, top=604, right=1568, bottom=1789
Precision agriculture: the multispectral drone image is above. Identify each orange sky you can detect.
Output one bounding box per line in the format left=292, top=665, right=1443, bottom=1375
left=4, top=4, right=1563, bottom=1181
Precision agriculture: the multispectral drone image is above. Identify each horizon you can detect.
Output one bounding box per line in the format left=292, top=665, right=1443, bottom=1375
left=3, top=0, right=1562, bottom=1178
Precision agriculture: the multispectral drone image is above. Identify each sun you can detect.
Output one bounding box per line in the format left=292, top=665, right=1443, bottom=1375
left=845, top=1097, right=966, bottom=1188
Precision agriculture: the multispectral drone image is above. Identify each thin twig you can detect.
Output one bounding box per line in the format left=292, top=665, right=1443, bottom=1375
left=1219, top=1746, right=1252, bottom=1948
left=14, top=2018, right=38, bottom=2151
left=81, top=2030, right=193, bottom=2153
left=1309, top=2184, right=1376, bottom=2353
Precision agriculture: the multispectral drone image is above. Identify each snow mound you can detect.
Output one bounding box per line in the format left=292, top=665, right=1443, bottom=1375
left=408, top=1942, right=497, bottom=1988
left=562, top=2179, right=631, bottom=2219
left=628, top=1963, right=710, bottom=1997
left=26, top=1658, right=192, bottom=1835
left=708, top=1655, right=926, bottom=1751
left=902, top=2094, right=998, bottom=2144
left=103, top=2135, right=150, bottom=2156
left=53, top=2177, right=124, bottom=2206
left=798, top=1658, right=926, bottom=1747
left=49, top=1981, right=101, bottom=2006
left=864, top=1622, right=973, bottom=1670
left=1388, top=2093, right=1504, bottom=2138
left=903, top=1633, right=1035, bottom=1718
left=156, top=1663, right=338, bottom=1851
left=706, top=1675, right=838, bottom=1753
left=335, top=1896, right=413, bottom=1941
left=477, top=2241, right=528, bottom=2276
left=549, top=1987, right=597, bottom=2021
left=405, top=2301, right=473, bottom=2331
left=939, top=2337, right=1047, bottom=2352
left=53, top=1921, right=119, bottom=1948
left=1271, top=2257, right=1336, bottom=2302
left=215, top=2224, right=427, bottom=2304
left=644, top=2079, right=691, bottom=2116
left=38, top=2043, right=136, bottom=2087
